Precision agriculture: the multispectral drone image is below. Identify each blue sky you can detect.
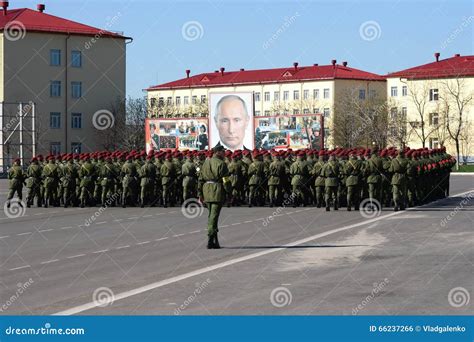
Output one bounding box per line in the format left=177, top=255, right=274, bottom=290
left=22, top=0, right=473, bottom=98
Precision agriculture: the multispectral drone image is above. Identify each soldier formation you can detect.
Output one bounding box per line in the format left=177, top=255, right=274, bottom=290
left=6, top=146, right=454, bottom=212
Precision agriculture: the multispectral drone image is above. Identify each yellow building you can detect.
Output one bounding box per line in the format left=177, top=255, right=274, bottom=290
left=0, top=2, right=130, bottom=168
left=387, top=53, right=474, bottom=162
left=146, top=60, right=387, bottom=148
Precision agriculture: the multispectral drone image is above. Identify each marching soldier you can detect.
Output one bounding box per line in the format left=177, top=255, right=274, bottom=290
left=247, top=150, right=265, bottom=207
left=268, top=151, right=285, bottom=207
left=121, top=155, right=138, bottom=208
left=322, top=153, right=340, bottom=211
left=43, top=156, right=60, bottom=208
left=290, top=151, right=308, bottom=207
left=62, top=156, right=78, bottom=208
left=311, top=151, right=326, bottom=208
left=390, top=149, right=409, bottom=211
left=198, top=145, right=232, bottom=249
left=79, top=155, right=96, bottom=208
left=344, top=151, right=363, bottom=211
left=182, top=153, right=198, bottom=204
left=26, top=157, right=42, bottom=208
left=161, top=153, right=176, bottom=208
left=6, top=159, right=25, bottom=208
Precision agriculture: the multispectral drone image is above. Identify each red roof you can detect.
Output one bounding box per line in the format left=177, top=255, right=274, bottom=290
left=0, top=8, right=129, bottom=39
left=147, top=63, right=386, bottom=91
left=387, top=54, right=474, bottom=80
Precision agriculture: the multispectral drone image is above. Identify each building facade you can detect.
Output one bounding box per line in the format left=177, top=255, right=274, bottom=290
left=146, top=61, right=387, bottom=148
left=387, top=53, right=474, bottom=161
left=0, top=3, right=130, bottom=168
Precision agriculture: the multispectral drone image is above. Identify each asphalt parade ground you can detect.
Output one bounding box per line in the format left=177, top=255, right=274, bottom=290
left=0, top=175, right=472, bottom=316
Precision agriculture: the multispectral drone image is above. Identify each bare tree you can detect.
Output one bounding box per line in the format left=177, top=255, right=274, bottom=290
left=440, top=77, right=474, bottom=169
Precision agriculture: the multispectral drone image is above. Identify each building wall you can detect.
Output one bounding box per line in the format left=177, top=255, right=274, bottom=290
left=386, top=76, right=474, bottom=159
left=2, top=31, right=126, bottom=157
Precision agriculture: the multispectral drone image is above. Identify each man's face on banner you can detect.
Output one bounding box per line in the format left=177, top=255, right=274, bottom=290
left=215, top=98, right=249, bottom=150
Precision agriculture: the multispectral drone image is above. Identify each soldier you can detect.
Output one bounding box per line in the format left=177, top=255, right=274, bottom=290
left=198, top=145, right=232, bottom=249
left=42, top=156, right=60, bottom=208
left=6, top=158, right=24, bottom=208
left=62, top=156, right=78, bottom=208
left=26, top=157, right=42, bottom=208
left=182, top=152, right=197, bottom=204
left=289, top=151, right=308, bottom=207
left=311, top=151, right=326, bottom=208
left=344, top=151, right=363, bottom=211
left=79, top=155, right=96, bottom=208
left=227, top=151, right=246, bottom=206
left=161, top=153, right=176, bottom=208
left=322, top=153, right=340, bottom=211
left=366, top=147, right=383, bottom=204
left=100, top=156, right=118, bottom=207
left=406, top=150, right=418, bottom=207
left=268, top=151, right=286, bottom=207
left=390, top=149, right=409, bottom=211
left=247, top=150, right=265, bottom=207
left=121, top=155, right=138, bottom=208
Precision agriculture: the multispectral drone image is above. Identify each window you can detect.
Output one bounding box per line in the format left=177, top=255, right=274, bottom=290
left=71, top=113, right=82, bottom=129
left=184, top=96, right=189, bottom=105
left=430, top=112, right=439, bottom=125
left=255, top=111, right=261, bottom=116
left=391, top=86, right=398, bottom=97
left=313, top=89, right=319, bottom=99
left=323, top=88, right=330, bottom=99
left=274, top=91, right=280, bottom=101
left=402, top=86, right=407, bottom=96
left=50, top=81, right=61, bottom=97
left=313, top=107, right=320, bottom=114
left=429, top=88, right=439, bottom=101
left=303, top=89, right=309, bottom=100
left=401, top=107, right=407, bottom=119
left=390, top=107, right=397, bottom=119
left=303, top=108, right=309, bottom=114
left=71, top=142, right=82, bottom=153
left=50, top=112, right=61, bottom=129
left=50, top=142, right=61, bottom=155
left=255, top=92, right=261, bottom=102
left=201, top=95, right=206, bottom=103
left=167, top=97, right=172, bottom=105
left=293, top=109, right=299, bottom=115
left=158, top=97, right=164, bottom=107
left=264, top=110, right=271, bottom=116
left=175, top=97, right=181, bottom=106
left=429, top=138, right=440, bottom=149
left=192, top=96, right=197, bottom=104
left=264, top=92, right=270, bottom=102
left=150, top=98, right=156, bottom=107
left=323, top=108, right=330, bottom=117
left=71, top=50, right=82, bottom=67
left=283, top=91, right=289, bottom=101
left=293, top=90, right=299, bottom=100
left=369, top=89, right=376, bottom=99
left=71, top=82, right=82, bottom=98
left=50, top=49, right=61, bottom=66
left=359, top=89, right=366, bottom=100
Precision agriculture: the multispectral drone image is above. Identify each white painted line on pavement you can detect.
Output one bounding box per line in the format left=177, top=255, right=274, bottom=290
left=189, top=230, right=201, bottom=234
left=55, top=189, right=474, bottom=316
left=136, top=241, right=151, bottom=245
left=116, top=245, right=130, bottom=249
left=96, top=221, right=107, bottom=225
left=113, top=219, right=123, bottom=222
left=92, top=249, right=109, bottom=254
left=155, top=237, right=168, bottom=241
left=17, top=232, right=32, bottom=236
left=39, top=229, right=53, bottom=232
left=41, top=259, right=59, bottom=264
left=173, top=234, right=185, bottom=237
left=67, top=254, right=86, bottom=259
left=9, top=265, right=31, bottom=271
left=231, top=223, right=240, bottom=226
left=60, top=226, right=74, bottom=230
left=142, top=215, right=153, bottom=218
left=0, top=235, right=10, bottom=239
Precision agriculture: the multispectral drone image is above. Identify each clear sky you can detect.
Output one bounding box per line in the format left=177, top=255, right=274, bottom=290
left=21, top=0, right=474, bottom=98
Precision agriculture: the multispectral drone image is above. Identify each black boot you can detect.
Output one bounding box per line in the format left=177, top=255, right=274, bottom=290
left=213, top=233, right=221, bottom=249
left=326, top=206, right=330, bottom=211
left=207, top=235, right=215, bottom=249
